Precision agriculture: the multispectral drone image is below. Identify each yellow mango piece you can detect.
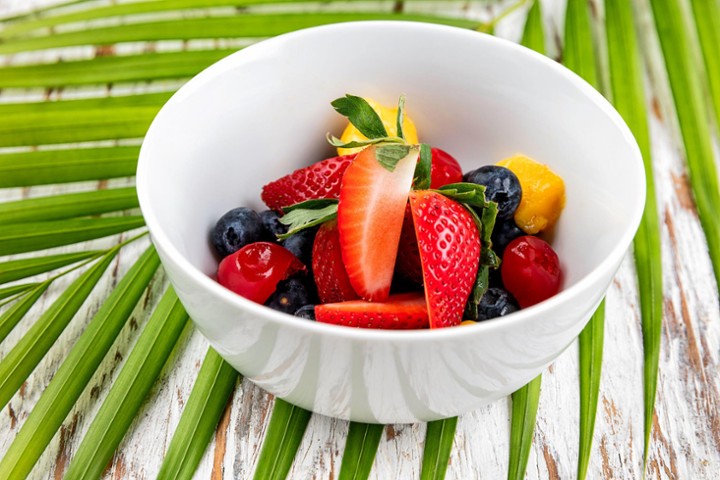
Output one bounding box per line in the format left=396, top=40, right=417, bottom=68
left=497, top=155, right=566, bottom=235
left=337, top=98, right=419, bottom=156
left=460, top=320, right=477, bottom=326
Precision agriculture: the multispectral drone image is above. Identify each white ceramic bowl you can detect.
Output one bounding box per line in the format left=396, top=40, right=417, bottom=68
left=137, top=21, right=645, bottom=424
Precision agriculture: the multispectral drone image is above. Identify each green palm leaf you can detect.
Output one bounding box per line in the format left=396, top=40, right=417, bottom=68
left=64, top=287, right=190, bottom=479
left=0, top=282, right=49, bottom=344
left=0, top=188, right=138, bottom=224
left=0, top=251, right=100, bottom=285
left=0, top=283, right=40, bottom=302
left=253, top=399, right=312, bottom=480
left=339, top=422, right=384, bottom=480
left=0, top=13, right=478, bottom=54
left=689, top=0, right=720, bottom=134
left=605, top=0, right=663, bottom=467
left=0, top=217, right=145, bottom=255
left=0, top=247, right=160, bottom=479
left=420, top=417, right=458, bottom=480
left=508, top=375, right=542, bottom=480
left=0, top=146, right=140, bottom=188
left=562, top=1, right=605, bottom=478
left=158, top=348, right=239, bottom=480
left=0, top=247, right=119, bottom=410
left=0, top=49, right=237, bottom=89
left=649, top=0, right=720, bottom=293
left=505, top=5, right=545, bottom=479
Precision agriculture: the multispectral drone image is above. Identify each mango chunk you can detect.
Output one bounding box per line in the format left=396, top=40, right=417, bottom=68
left=337, top=98, right=418, bottom=156
left=497, top=155, right=565, bottom=234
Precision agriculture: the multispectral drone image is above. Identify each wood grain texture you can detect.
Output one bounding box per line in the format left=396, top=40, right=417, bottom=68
left=1, top=0, right=719, bottom=478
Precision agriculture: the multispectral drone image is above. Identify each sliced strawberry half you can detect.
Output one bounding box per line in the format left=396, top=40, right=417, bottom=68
left=261, top=154, right=355, bottom=211
left=315, top=293, right=429, bottom=329
left=338, top=145, right=419, bottom=302
left=394, top=204, right=423, bottom=284
left=409, top=191, right=480, bottom=328
left=312, top=220, right=359, bottom=303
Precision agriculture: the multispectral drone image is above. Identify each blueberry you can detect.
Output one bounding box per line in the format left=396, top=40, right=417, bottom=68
left=491, top=219, right=525, bottom=256
left=265, top=278, right=312, bottom=314
left=463, top=166, right=522, bottom=219
left=281, top=228, right=316, bottom=268
left=259, top=209, right=288, bottom=240
left=211, top=207, right=263, bottom=258
left=476, top=287, right=519, bottom=321
left=294, top=305, right=316, bottom=320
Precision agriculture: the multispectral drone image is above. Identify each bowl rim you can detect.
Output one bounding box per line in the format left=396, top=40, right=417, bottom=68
left=136, top=20, right=645, bottom=342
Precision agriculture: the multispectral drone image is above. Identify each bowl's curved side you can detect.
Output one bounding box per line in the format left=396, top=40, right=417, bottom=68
left=137, top=21, right=645, bottom=423
left=157, top=236, right=615, bottom=423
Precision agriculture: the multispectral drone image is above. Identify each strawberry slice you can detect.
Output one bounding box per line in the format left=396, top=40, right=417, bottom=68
left=315, top=293, right=429, bottom=329
left=312, top=220, right=359, bottom=303
left=261, top=154, right=355, bottom=211
left=338, top=145, right=419, bottom=302
left=394, top=204, right=423, bottom=284
left=409, top=191, right=480, bottom=328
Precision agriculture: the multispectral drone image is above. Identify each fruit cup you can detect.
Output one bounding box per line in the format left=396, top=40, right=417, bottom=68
left=137, top=22, right=645, bottom=423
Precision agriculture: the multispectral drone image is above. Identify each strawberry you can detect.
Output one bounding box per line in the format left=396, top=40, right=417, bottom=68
left=261, top=154, right=355, bottom=211
left=409, top=191, right=480, bottom=328
left=338, top=145, right=419, bottom=302
left=312, top=220, right=359, bottom=303
left=315, top=293, right=429, bottom=329
left=394, top=204, right=423, bottom=284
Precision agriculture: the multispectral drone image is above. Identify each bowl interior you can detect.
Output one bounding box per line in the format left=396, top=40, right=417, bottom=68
left=139, top=22, right=643, bottom=307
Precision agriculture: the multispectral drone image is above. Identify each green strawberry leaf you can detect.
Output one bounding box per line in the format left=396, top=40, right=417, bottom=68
left=458, top=200, right=499, bottom=320
left=375, top=144, right=413, bottom=172
left=277, top=199, right=338, bottom=239
left=414, top=143, right=432, bottom=190
left=326, top=134, right=405, bottom=149
left=331, top=94, right=388, bottom=139
left=281, top=198, right=338, bottom=213
left=396, top=94, right=406, bottom=140
left=436, top=182, right=491, bottom=209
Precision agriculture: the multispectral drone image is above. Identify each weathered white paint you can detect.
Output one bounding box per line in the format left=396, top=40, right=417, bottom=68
left=1, top=0, right=719, bottom=478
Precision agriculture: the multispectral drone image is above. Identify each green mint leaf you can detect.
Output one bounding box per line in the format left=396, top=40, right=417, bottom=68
left=396, top=94, right=406, bottom=140
left=331, top=94, right=388, bottom=139
left=281, top=198, right=338, bottom=213
left=326, top=134, right=404, bottom=149
left=413, top=143, right=432, bottom=190
left=437, top=182, right=491, bottom=209
left=460, top=200, right=500, bottom=319
left=277, top=202, right=338, bottom=239
left=375, top=144, right=412, bottom=172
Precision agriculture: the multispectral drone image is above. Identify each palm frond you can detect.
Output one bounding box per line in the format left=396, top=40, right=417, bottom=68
left=158, top=348, right=239, bottom=480
left=0, top=187, right=138, bottom=224
left=253, top=399, right=312, bottom=480
left=0, top=282, right=49, bottom=344
left=649, top=0, right=720, bottom=293
left=0, top=13, right=479, bottom=54
left=0, top=247, right=119, bottom=410
left=507, top=375, right=541, bottom=480
left=338, top=422, right=384, bottom=480
left=63, top=286, right=190, bottom=479
left=0, top=251, right=100, bottom=285
left=0, top=217, right=145, bottom=255
left=420, top=417, right=458, bottom=480
left=0, top=246, right=160, bottom=479
left=605, top=0, right=663, bottom=467
left=0, top=146, right=140, bottom=188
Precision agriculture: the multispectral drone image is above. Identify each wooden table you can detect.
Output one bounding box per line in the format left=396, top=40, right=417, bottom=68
left=1, top=0, right=719, bottom=478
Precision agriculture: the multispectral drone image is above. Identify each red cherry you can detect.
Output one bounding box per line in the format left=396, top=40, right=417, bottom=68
left=501, top=236, right=562, bottom=308
left=217, top=242, right=305, bottom=304
left=430, top=148, right=463, bottom=189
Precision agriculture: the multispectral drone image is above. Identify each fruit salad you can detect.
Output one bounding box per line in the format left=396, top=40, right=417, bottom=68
left=210, top=95, right=565, bottom=329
